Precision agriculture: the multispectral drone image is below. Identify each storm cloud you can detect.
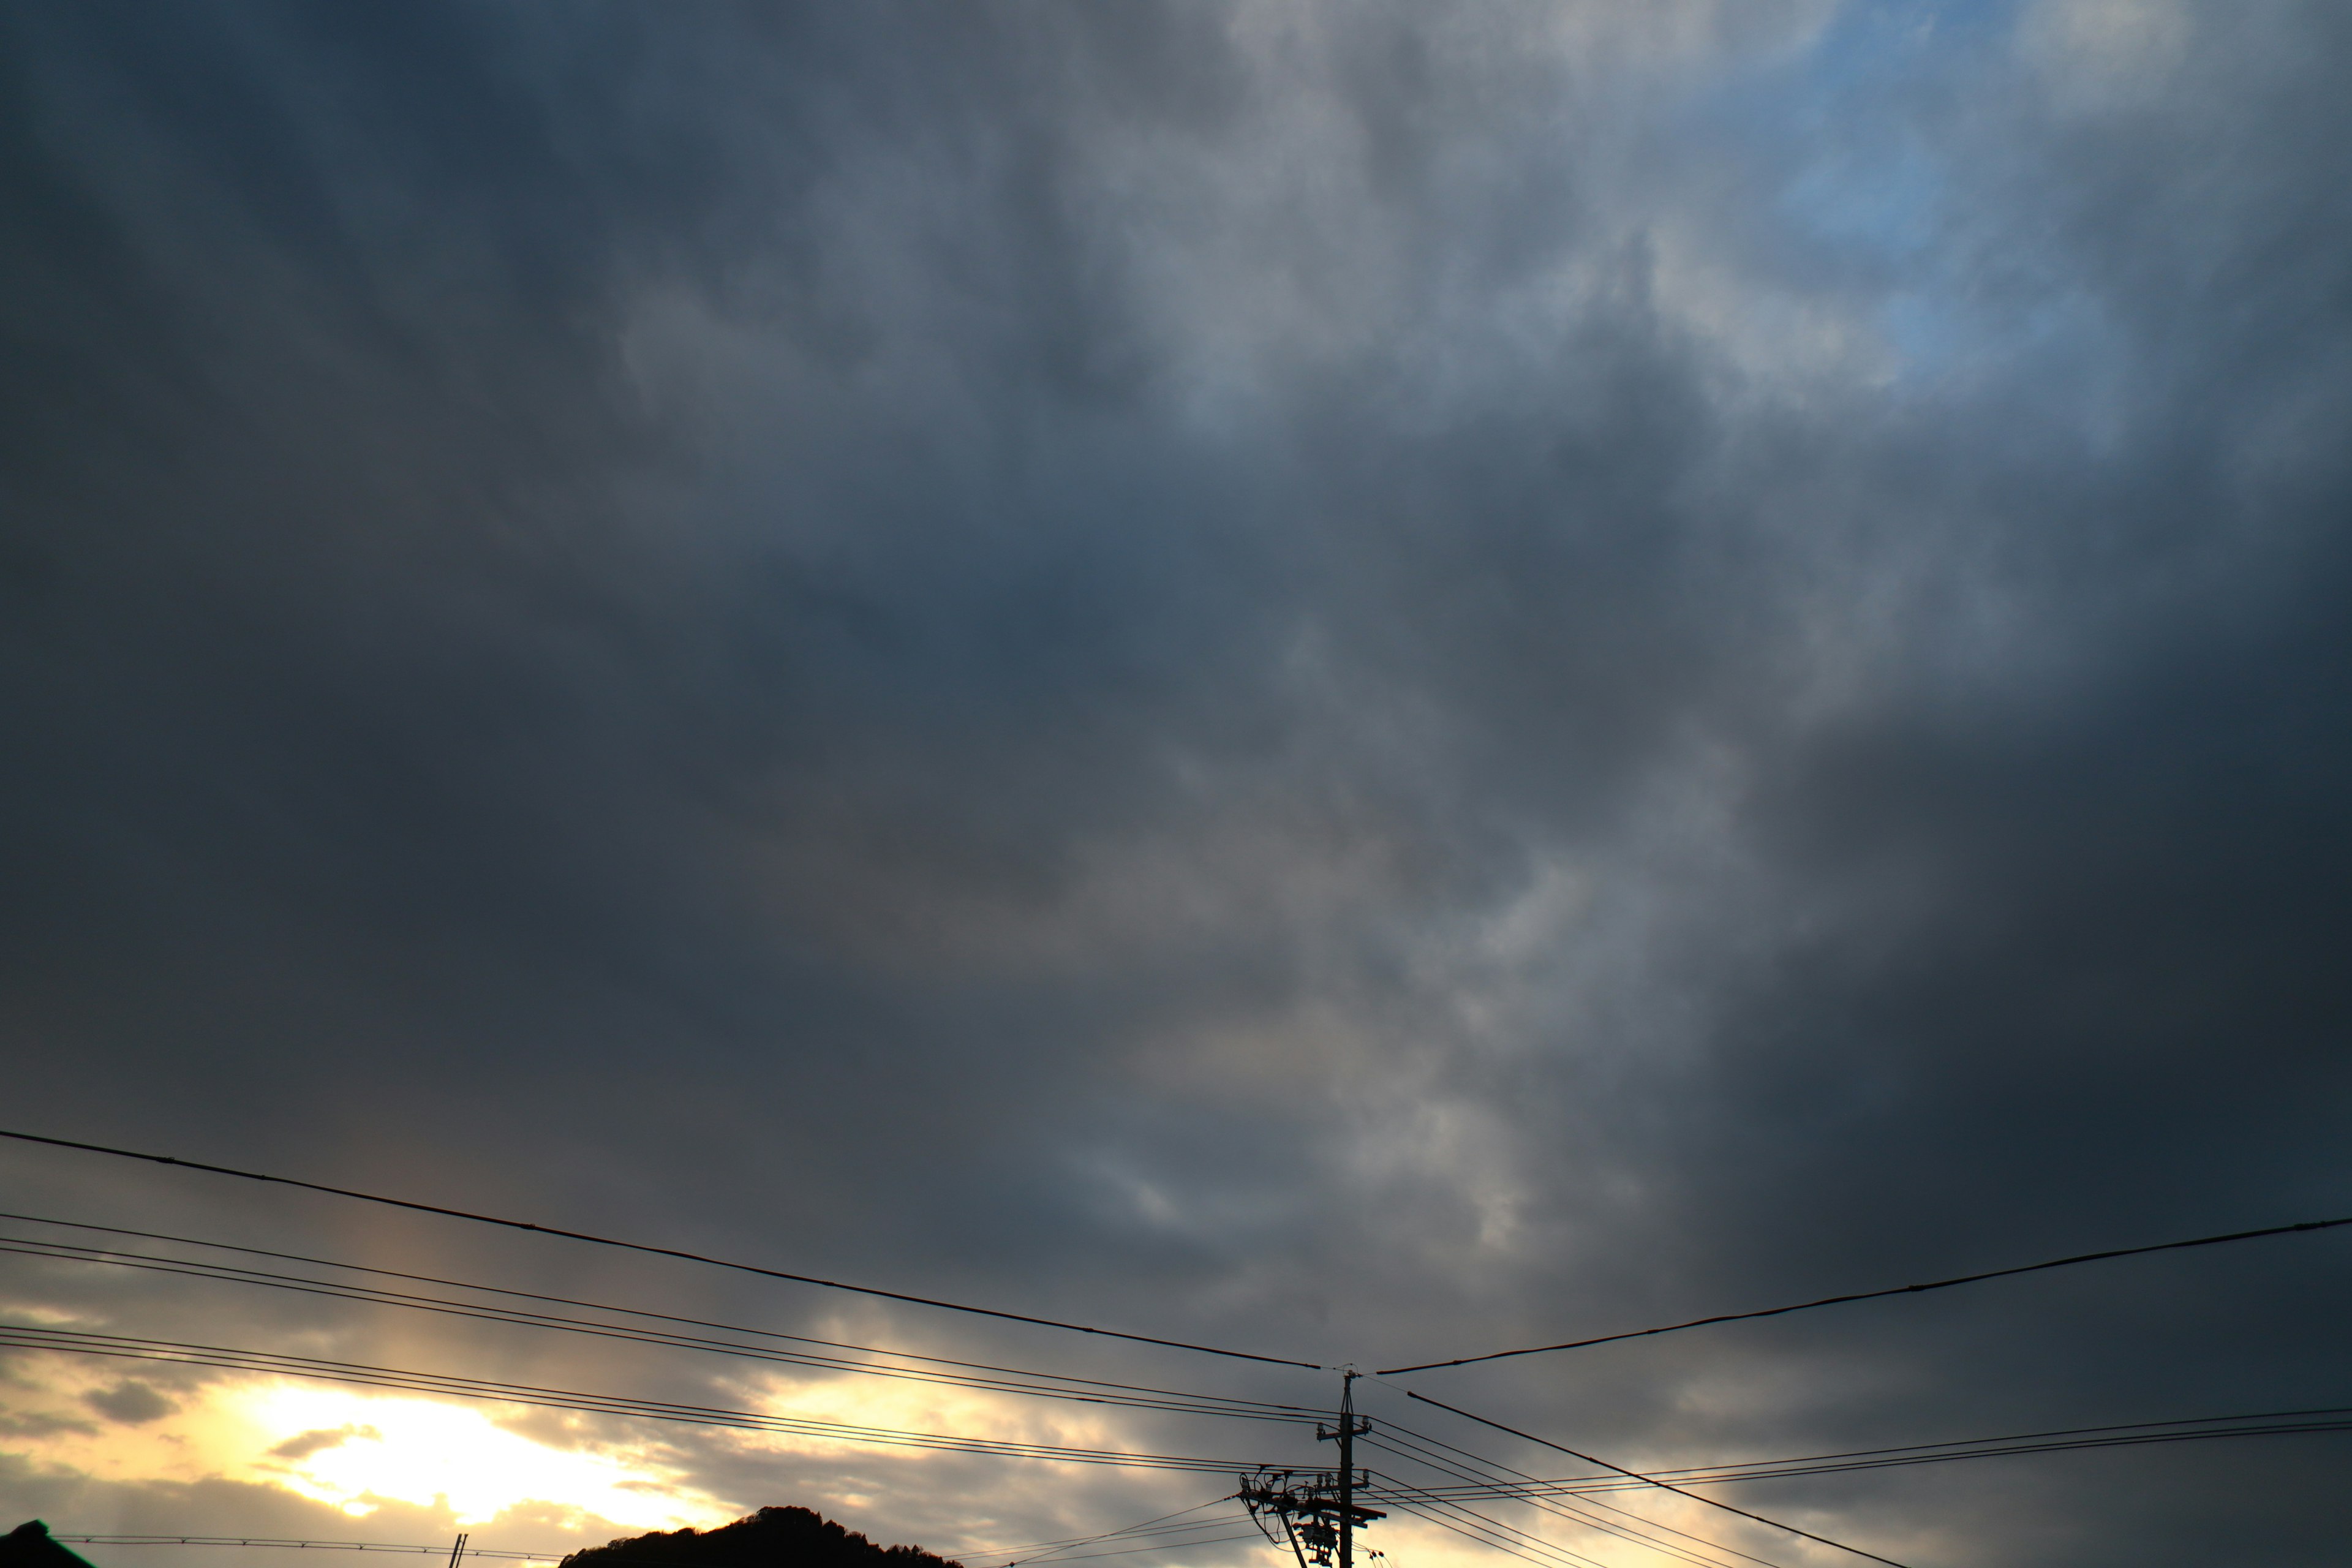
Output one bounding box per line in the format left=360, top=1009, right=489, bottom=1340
left=2, top=4, right=2348, bottom=1567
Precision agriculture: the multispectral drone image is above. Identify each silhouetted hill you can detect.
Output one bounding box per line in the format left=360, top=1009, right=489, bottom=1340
left=1, top=1523, right=97, bottom=1568
left=562, top=1507, right=961, bottom=1568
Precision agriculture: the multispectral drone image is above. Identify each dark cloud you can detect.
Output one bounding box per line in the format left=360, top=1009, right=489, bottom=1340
left=2, top=2, right=2350, bottom=1566
left=79, top=1384, right=175, bottom=1427
left=266, top=1427, right=379, bottom=1463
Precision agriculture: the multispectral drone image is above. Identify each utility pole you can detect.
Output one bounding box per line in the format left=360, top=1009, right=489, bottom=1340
left=1240, top=1371, right=1382, bottom=1568
left=1319, top=1371, right=1371, bottom=1568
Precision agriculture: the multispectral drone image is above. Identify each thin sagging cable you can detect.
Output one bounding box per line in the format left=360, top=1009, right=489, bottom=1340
left=1362, top=1450, right=1664, bottom=1568
left=6, top=1335, right=1245, bottom=1476
left=1363, top=1436, right=1732, bottom=1568
left=0, top=1237, right=1276, bottom=1422
left=1360, top=1433, right=1776, bottom=1568
left=1373, top=1495, right=1571, bottom=1568
left=1400, top=1408, right=2352, bottom=1496
left=993, top=1516, right=1261, bottom=1568
left=1365, top=1418, right=1750, bottom=1563
left=49, top=1538, right=555, bottom=1561
left=989, top=1532, right=1270, bottom=1567
left=1381, top=1214, right=2352, bottom=1374
left=2, top=1327, right=1243, bottom=1471
left=0, top=1129, right=1321, bottom=1371
left=1412, top=1418, right=2352, bottom=1498
left=1373, top=1493, right=1580, bottom=1568
left=0, top=1325, right=1264, bottom=1474
left=1364, top=1476, right=1731, bottom=1568
left=1384, top=1430, right=1858, bottom=1568
left=957, top=1499, right=1242, bottom=1559
left=994, top=1521, right=1257, bottom=1564
left=1405, top=1393, right=1908, bottom=1568
left=1374, top=1491, right=1612, bottom=1568
left=1355, top=1391, right=1790, bottom=1568
left=0, top=1234, right=1314, bottom=1425
left=1645, top=1405, right=2352, bottom=1479
left=0, top=1213, right=1325, bottom=1417
left=981, top=1515, right=1257, bottom=1564
left=969, top=1525, right=1228, bottom=1560
left=1550, top=1420, right=2352, bottom=1493
left=1363, top=1439, right=1771, bottom=1568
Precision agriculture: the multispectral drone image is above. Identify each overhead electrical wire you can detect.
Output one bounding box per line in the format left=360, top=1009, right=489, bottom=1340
left=1366, top=1461, right=1743, bottom=1568
left=1003, top=1522, right=1249, bottom=1558
left=1368, top=1484, right=1615, bottom=1568
left=0, top=1236, right=1288, bottom=1423
left=1364, top=1434, right=1736, bottom=1568
left=21, top=1133, right=2342, bottom=1563
left=1360, top=1411, right=1783, bottom=1568
left=1375, top=1462, right=1803, bottom=1568
left=1359, top=1411, right=1777, bottom=1568
left=47, top=1537, right=554, bottom=1561
left=954, top=1499, right=1267, bottom=1568
left=1359, top=1426, right=1779, bottom=1568
left=0, top=1324, right=1270, bottom=1475
left=0, top=1129, right=1319, bottom=1371
left=1372, top=1491, right=1615, bottom=1568
left=1381, top=1213, right=2352, bottom=1374
left=956, top=1498, right=1242, bottom=1560
left=1399, top=1407, right=2352, bottom=1496
left=1, top=1212, right=1308, bottom=1406
left=1345, top=1401, right=1749, bottom=1568
left=53, top=1521, right=1266, bottom=1568
left=0, top=1221, right=1321, bottom=1426
left=991, top=1531, right=1267, bottom=1566
left=1403, top=1393, right=1907, bottom=1568
left=1370, top=1492, right=1584, bottom=1568
left=58, top=1507, right=1267, bottom=1568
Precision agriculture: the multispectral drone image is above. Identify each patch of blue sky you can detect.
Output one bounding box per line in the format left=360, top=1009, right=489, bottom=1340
left=1883, top=279, right=2126, bottom=436
left=1678, top=0, right=2037, bottom=383
left=1882, top=290, right=1963, bottom=369
left=1779, top=139, right=1939, bottom=265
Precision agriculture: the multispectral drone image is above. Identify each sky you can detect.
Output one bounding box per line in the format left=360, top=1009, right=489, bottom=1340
left=2, top=2, right=2349, bottom=1566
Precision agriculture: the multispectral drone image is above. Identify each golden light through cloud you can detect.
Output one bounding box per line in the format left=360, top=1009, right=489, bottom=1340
left=233, top=1385, right=730, bottom=1529
left=4, top=1353, right=735, bottom=1535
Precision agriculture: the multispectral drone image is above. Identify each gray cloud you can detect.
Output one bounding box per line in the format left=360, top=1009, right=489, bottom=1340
left=80, top=1384, right=176, bottom=1427
left=2, top=2, right=2350, bottom=1565
left=266, top=1426, right=380, bottom=1463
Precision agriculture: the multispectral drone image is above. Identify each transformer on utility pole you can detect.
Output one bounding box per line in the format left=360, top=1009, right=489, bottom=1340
left=1240, top=1372, right=1384, bottom=1568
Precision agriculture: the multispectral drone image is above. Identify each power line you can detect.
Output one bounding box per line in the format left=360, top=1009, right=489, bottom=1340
left=1365, top=1482, right=1615, bottom=1568
left=1366, top=1455, right=1749, bottom=1568
left=1406, top=1408, right=2352, bottom=1496
left=1380, top=1213, right=2352, bottom=1374
left=55, top=1515, right=1271, bottom=1568
left=0, top=1129, right=1319, bottom=1371
left=1008, top=1520, right=1250, bottom=1556
left=997, top=1531, right=1268, bottom=1566
left=1403, top=1392, right=1908, bottom=1568
left=47, top=1539, right=556, bottom=1562
left=1359, top=1401, right=1789, bottom=1568
left=0, top=1324, right=1273, bottom=1475
left=957, top=1498, right=1242, bottom=1559
left=0, top=1214, right=1319, bottom=1417
left=1360, top=1428, right=1779, bottom=1568
left=1370, top=1493, right=1584, bottom=1568
left=0, top=1228, right=1318, bottom=1425
left=1373, top=1492, right=1609, bottom=1568
left=1373, top=1495, right=1589, bottom=1568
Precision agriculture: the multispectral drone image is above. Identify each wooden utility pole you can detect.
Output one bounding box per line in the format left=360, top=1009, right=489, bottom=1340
left=1240, top=1371, right=1382, bottom=1568
left=1319, top=1372, right=1371, bottom=1568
